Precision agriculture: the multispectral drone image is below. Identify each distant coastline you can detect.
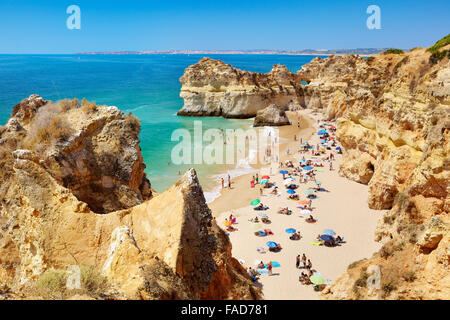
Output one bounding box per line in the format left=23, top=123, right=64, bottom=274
left=75, top=48, right=388, bottom=56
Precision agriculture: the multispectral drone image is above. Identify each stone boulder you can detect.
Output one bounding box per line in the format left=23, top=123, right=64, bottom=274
left=253, top=104, right=291, bottom=127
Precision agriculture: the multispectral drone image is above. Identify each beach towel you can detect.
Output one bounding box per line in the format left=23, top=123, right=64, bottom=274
left=306, top=219, right=318, bottom=223
left=264, top=262, right=281, bottom=268
left=257, top=231, right=267, bottom=237
left=310, top=242, right=324, bottom=246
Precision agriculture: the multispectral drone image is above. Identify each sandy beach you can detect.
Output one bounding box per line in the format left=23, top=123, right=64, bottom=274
left=210, top=109, right=383, bottom=300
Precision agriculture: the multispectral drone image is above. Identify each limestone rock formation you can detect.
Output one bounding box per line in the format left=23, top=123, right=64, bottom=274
left=253, top=104, right=291, bottom=127
left=177, top=57, right=303, bottom=118
left=0, top=96, right=261, bottom=300
left=295, top=44, right=449, bottom=299
left=1, top=96, right=152, bottom=213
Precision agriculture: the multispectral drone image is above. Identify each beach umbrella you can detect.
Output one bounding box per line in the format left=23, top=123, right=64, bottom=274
left=280, top=170, right=288, bottom=174
left=318, top=130, right=327, bottom=135
left=266, top=241, right=278, bottom=248
left=331, top=126, right=336, bottom=129
left=323, top=229, right=336, bottom=236
left=260, top=179, right=269, bottom=184
left=336, top=147, right=341, bottom=150
left=298, top=200, right=309, bottom=205
left=301, top=209, right=312, bottom=215
left=310, top=275, right=325, bottom=285
left=223, top=220, right=232, bottom=227
left=320, top=235, right=335, bottom=242
left=285, top=228, right=296, bottom=234
left=286, top=189, right=296, bottom=194
left=250, top=199, right=261, bottom=206
left=303, top=166, right=313, bottom=170
left=258, top=213, right=268, bottom=218
left=321, top=140, right=327, bottom=144
left=252, top=223, right=263, bottom=230
left=261, top=176, right=270, bottom=180
left=329, top=137, right=335, bottom=140
left=304, top=190, right=315, bottom=195
left=299, top=159, right=307, bottom=163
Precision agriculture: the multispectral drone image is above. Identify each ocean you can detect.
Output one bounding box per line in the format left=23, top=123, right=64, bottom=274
left=0, top=54, right=318, bottom=196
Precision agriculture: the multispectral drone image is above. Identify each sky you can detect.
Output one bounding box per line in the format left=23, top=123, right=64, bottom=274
left=0, top=0, right=449, bottom=53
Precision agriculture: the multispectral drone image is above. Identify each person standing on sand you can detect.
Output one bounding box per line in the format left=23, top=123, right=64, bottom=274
left=268, top=262, right=273, bottom=276
left=221, top=178, right=224, bottom=189
left=307, top=259, right=312, bottom=270
left=302, top=254, right=307, bottom=268
left=296, top=255, right=301, bottom=269
left=255, top=173, right=259, bottom=184
left=329, top=162, right=333, bottom=171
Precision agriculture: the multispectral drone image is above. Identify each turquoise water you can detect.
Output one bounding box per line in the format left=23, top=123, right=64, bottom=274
left=0, top=54, right=318, bottom=192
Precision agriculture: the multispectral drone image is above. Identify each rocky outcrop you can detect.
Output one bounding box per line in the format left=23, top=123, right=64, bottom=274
left=253, top=104, right=291, bottom=127
left=1, top=96, right=152, bottom=214
left=296, top=44, right=449, bottom=299
left=177, top=57, right=304, bottom=118
left=0, top=96, right=261, bottom=300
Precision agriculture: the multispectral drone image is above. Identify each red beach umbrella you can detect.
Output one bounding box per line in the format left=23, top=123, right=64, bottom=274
left=261, top=176, right=270, bottom=180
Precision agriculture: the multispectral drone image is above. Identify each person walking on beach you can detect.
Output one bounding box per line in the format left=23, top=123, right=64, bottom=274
left=268, top=262, right=273, bottom=276
left=221, top=178, right=224, bottom=189
left=307, top=259, right=312, bottom=270
left=329, top=162, right=333, bottom=171
left=296, top=255, right=301, bottom=269
left=302, top=254, right=307, bottom=268
left=255, top=173, right=259, bottom=184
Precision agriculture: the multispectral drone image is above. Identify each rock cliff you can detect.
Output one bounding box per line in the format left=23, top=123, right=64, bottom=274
left=177, top=57, right=304, bottom=118
left=295, top=45, right=449, bottom=299
left=0, top=96, right=260, bottom=300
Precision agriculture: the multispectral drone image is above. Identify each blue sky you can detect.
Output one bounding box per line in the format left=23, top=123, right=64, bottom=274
left=0, top=0, right=449, bottom=53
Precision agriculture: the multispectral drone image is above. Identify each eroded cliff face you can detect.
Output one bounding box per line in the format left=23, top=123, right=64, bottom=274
left=178, top=57, right=304, bottom=118
left=0, top=96, right=260, bottom=300
left=2, top=96, right=152, bottom=214
left=296, top=48, right=449, bottom=299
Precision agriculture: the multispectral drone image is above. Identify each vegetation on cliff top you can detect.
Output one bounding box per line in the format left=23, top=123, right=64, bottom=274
left=382, top=48, right=404, bottom=55
left=428, top=34, right=450, bottom=64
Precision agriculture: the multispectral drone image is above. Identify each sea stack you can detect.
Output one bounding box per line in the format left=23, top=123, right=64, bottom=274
left=177, top=57, right=304, bottom=118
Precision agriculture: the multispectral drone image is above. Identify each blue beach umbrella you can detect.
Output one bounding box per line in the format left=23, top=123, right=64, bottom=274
left=320, top=235, right=335, bottom=242
left=303, top=166, right=313, bottom=170
left=280, top=170, right=288, bottom=174
left=260, top=179, right=269, bottom=184
left=321, top=140, right=327, bottom=144
left=266, top=241, right=278, bottom=248
left=285, top=228, right=296, bottom=234
left=336, top=147, right=341, bottom=150
left=323, top=229, right=336, bottom=236
left=286, top=189, right=296, bottom=194
left=317, top=130, right=327, bottom=135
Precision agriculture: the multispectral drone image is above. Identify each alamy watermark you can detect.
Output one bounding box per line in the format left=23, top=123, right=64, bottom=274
left=366, top=5, right=381, bottom=30
left=66, top=5, right=81, bottom=30
left=171, top=121, right=280, bottom=167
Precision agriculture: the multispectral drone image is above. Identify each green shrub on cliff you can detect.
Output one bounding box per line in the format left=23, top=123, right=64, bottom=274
left=428, top=34, right=450, bottom=53
left=428, top=34, right=450, bottom=64
left=383, top=48, right=404, bottom=55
